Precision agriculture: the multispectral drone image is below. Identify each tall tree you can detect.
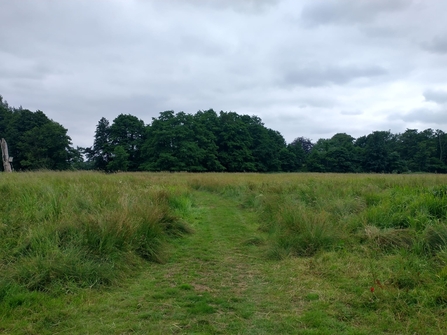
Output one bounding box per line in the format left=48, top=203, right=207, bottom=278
left=109, top=114, right=145, bottom=171
left=193, top=110, right=224, bottom=171
left=216, top=112, right=255, bottom=172
left=141, top=111, right=207, bottom=171
left=306, top=133, right=359, bottom=172
left=357, top=131, right=403, bottom=173
left=107, top=146, right=130, bottom=172
left=247, top=116, right=285, bottom=172
left=17, top=121, right=72, bottom=170
left=86, top=117, right=112, bottom=170
left=288, top=137, right=314, bottom=171
left=1, top=107, right=72, bottom=170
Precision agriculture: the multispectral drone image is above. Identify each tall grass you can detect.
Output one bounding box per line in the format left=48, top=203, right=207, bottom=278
left=1, top=172, right=447, bottom=333
left=0, top=172, right=192, bottom=299
left=187, top=173, right=447, bottom=259
left=188, top=173, right=447, bottom=331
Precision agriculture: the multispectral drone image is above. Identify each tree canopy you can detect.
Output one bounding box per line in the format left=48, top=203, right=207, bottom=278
left=0, top=95, right=74, bottom=170
left=1, top=94, right=446, bottom=173
left=85, top=109, right=447, bottom=173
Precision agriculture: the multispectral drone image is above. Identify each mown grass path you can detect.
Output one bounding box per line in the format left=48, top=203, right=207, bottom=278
left=63, top=190, right=315, bottom=334
left=7, top=185, right=440, bottom=335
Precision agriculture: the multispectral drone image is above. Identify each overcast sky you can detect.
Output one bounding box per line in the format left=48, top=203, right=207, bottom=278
left=1, top=0, right=446, bottom=148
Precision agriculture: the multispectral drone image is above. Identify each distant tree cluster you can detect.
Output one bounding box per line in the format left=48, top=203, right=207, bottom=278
left=305, top=130, right=447, bottom=173
left=0, top=95, right=75, bottom=170
left=85, top=110, right=447, bottom=173
left=1, top=94, right=446, bottom=173
left=85, top=110, right=291, bottom=172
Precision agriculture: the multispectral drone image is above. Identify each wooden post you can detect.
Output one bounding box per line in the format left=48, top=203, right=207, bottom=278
left=1, top=138, right=12, bottom=172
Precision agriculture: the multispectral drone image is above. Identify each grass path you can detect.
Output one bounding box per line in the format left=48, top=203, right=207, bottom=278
left=58, top=187, right=447, bottom=335
left=61, top=190, right=318, bottom=334
left=4, top=189, right=365, bottom=334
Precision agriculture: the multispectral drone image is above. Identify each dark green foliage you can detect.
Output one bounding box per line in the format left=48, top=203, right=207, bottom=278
left=307, top=134, right=360, bottom=172
left=85, top=117, right=112, bottom=170
left=216, top=112, right=256, bottom=172
left=141, top=111, right=210, bottom=171
left=3, top=94, right=447, bottom=173
left=286, top=136, right=312, bottom=171
left=0, top=95, right=74, bottom=170
left=109, top=114, right=145, bottom=171
left=140, top=110, right=289, bottom=172
left=107, top=146, right=129, bottom=172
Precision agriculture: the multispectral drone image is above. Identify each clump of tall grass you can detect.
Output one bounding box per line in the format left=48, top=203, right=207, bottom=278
left=360, top=225, right=415, bottom=252
left=423, top=223, right=447, bottom=254
left=0, top=172, right=192, bottom=298
left=238, top=174, right=447, bottom=259
left=257, top=195, right=345, bottom=258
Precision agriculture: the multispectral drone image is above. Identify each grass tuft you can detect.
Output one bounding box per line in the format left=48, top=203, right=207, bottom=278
left=0, top=172, right=193, bottom=297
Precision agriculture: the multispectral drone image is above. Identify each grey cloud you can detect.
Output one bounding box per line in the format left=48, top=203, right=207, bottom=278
left=424, top=89, right=447, bottom=104
left=301, top=0, right=411, bottom=27
left=1, top=0, right=447, bottom=148
left=0, top=60, right=52, bottom=81
left=399, top=108, right=447, bottom=126
left=37, top=93, right=169, bottom=148
left=283, top=64, right=387, bottom=87
left=299, top=97, right=337, bottom=108
left=341, top=110, right=363, bottom=116
left=168, top=0, right=281, bottom=13
left=422, top=36, right=447, bottom=54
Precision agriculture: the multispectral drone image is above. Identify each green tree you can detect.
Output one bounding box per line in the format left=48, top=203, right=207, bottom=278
left=0, top=105, right=73, bottom=170
left=16, top=121, right=72, bottom=170
left=109, top=114, right=145, bottom=171
left=357, top=131, right=402, bottom=173
left=193, top=110, right=224, bottom=171
left=306, top=139, right=330, bottom=172
left=86, top=117, right=112, bottom=170
left=141, top=111, right=207, bottom=171
left=0, top=95, right=10, bottom=137
left=247, top=116, right=286, bottom=172
left=288, top=137, right=313, bottom=171
left=395, top=128, right=447, bottom=172
left=306, top=133, right=359, bottom=172
left=434, top=129, right=447, bottom=172
left=216, top=112, right=255, bottom=172
left=280, top=146, right=299, bottom=172
left=68, top=146, right=92, bottom=170
left=107, top=146, right=130, bottom=172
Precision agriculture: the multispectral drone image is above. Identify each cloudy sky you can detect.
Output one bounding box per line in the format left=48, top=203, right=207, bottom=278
left=1, top=0, right=446, bottom=148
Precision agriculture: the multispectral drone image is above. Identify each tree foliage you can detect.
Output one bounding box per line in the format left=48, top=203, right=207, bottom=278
left=84, top=110, right=447, bottom=174
left=2, top=94, right=447, bottom=173
left=0, top=95, right=73, bottom=170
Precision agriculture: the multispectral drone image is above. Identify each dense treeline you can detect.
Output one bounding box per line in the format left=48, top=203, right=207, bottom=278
left=1, top=95, right=446, bottom=173
left=86, top=109, right=447, bottom=173
left=0, top=95, right=76, bottom=170
left=85, top=110, right=290, bottom=172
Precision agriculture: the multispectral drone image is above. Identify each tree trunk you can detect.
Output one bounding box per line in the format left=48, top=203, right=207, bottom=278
left=1, top=138, right=12, bottom=172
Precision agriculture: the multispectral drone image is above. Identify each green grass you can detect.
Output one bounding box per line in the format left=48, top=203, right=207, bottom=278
left=1, top=172, right=447, bottom=334
left=0, top=172, right=192, bottom=296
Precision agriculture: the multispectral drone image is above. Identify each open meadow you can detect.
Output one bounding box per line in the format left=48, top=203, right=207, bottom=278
left=1, top=172, right=447, bottom=334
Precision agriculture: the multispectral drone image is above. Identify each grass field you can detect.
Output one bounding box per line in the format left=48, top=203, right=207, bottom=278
left=1, top=172, right=446, bottom=334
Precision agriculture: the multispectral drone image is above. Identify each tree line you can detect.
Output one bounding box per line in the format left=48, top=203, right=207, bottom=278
left=1, top=95, right=446, bottom=173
